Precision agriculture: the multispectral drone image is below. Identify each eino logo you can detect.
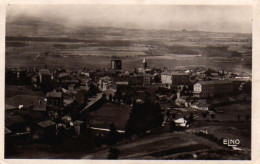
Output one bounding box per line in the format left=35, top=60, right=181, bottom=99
left=223, top=138, right=240, bottom=147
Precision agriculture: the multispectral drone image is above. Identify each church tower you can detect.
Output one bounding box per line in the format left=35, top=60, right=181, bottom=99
left=143, top=58, right=147, bottom=69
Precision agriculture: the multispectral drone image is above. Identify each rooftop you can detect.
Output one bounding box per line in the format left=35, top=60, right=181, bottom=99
left=196, top=80, right=232, bottom=85
left=162, top=72, right=189, bottom=76
left=46, top=90, right=62, bottom=98
left=37, top=120, right=56, bottom=128
left=39, top=69, right=51, bottom=75
left=5, top=115, right=26, bottom=127
left=5, top=127, right=12, bottom=134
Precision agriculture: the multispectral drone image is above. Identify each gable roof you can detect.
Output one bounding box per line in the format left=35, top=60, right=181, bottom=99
left=38, top=120, right=55, bottom=128
left=46, top=90, right=62, bottom=98
left=196, top=80, right=232, bottom=85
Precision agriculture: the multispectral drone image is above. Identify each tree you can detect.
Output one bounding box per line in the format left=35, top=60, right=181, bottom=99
left=210, top=113, right=215, bottom=120
left=109, top=94, right=113, bottom=103
left=202, top=112, right=207, bottom=120
left=171, top=113, right=176, bottom=120
left=169, top=121, right=176, bottom=132
left=125, top=101, right=163, bottom=136
left=188, top=113, right=194, bottom=122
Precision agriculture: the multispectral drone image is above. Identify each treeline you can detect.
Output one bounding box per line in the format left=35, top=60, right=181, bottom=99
left=6, top=36, right=85, bottom=42
left=6, top=41, right=29, bottom=47
left=125, top=101, right=163, bottom=136
left=201, top=45, right=242, bottom=57
left=166, top=45, right=199, bottom=55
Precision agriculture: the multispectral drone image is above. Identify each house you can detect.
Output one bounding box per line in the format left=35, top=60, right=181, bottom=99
left=39, top=69, right=52, bottom=84
left=5, top=127, right=12, bottom=136
left=33, top=98, right=47, bottom=111
left=17, top=110, right=45, bottom=123
left=79, top=82, right=89, bottom=91
left=115, top=81, right=129, bottom=86
left=6, top=68, right=28, bottom=85
left=104, top=84, right=117, bottom=100
left=175, top=92, right=190, bottom=107
left=60, top=79, right=80, bottom=89
left=75, top=89, right=88, bottom=104
left=37, top=120, right=56, bottom=140
left=46, top=90, right=63, bottom=107
left=113, top=74, right=129, bottom=84
left=111, top=59, right=122, bottom=70
left=161, top=72, right=173, bottom=86
left=98, top=76, right=112, bottom=91
left=129, top=75, right=143, bottom=86
left=174, top=118, right=188, bottom=127
left=161, top=72, right=190, bottom=88
left=193, top=80, right=233, bottom=98
left=73, top=120, right=84, bottom=136
left=171, top=73, right=191, bottom=86
left=190, top=99, right=210, bottom=111
left=143, top=75, right=153, bottom=85
left=5, top=115, right=27, bottom=132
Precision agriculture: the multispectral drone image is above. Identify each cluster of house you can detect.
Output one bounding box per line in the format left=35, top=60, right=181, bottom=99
left=5, top=58, right=251, bottom=142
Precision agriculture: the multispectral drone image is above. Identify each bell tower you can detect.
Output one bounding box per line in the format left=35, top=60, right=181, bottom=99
left=143, top=58, right=147, bottom=69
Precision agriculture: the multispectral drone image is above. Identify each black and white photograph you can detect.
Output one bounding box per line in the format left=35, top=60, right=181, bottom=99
left=3, top=4, right=254, bottom=160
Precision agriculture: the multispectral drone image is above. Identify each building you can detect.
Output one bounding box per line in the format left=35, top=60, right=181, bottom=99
left=104, top=84, right=117, bottom=100
left=172, top=73, right=190, bottom=85
left=39, top=69, right=52, bottom=84
left=111, top=59, right=122, bottom=70
left=143, top=58, right=148, bottom=68
left=73, top=120, right=84, bottom=136
left=5, top=115, right=27, bottom=132
left=137, top=58, right=149, bottom=73
left=129, top=75, right=143, bottom=86
left=75, top=89, right=88, bottom=104
left=98, top=76, right=112, bottom=91
left=161, top=72, right=173, bottom=85
left=37, top=120, right=56, bottom=140
left=143, top=75, right=153, bottom=85
left=46, top=90, right=64, bottom=107
left=113, top=74, right=129, bottom=83
left=6, top=68, right=28, bottom=85
left=161, top=72, right=191, bottom=87
left=193, top=80, right=233, bottom=98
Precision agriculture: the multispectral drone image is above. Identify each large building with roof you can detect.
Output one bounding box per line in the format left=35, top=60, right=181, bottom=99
left=193, top=80, right=233, bottom=98
left=161, top=72, right=190, bottom=87
left=111, top=59, right=122, bottom=70
left=39, top=69, right=53, bottom=84
left=46, top=90, right=63, bottom=107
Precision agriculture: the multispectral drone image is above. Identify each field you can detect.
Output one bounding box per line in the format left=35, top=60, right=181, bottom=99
left=5, top=85, right=44, bottom=109
left=83, top=129, right=250, bottom=159
left=5, top=18, right=252, bottom=73
left=5, top=17, right=252, bottom=160
left=82, top=101, right=251, bottom=159
left=87, top=103, right=131, bottom=130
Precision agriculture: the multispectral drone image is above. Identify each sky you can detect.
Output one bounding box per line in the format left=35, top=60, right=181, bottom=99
left=6, top=5, right=252, bottom=33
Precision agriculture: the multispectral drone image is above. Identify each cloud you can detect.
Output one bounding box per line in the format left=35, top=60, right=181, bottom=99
left=6, top=5, right=252, bottom=33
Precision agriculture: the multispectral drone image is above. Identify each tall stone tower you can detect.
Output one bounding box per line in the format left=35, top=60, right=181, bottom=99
left=143, top=58, right=147, bottom=69
left=111, top=59, right=122, bottom=70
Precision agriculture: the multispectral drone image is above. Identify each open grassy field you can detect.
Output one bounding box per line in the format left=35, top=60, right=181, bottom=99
left=6, top=18, right=252, bottom=73
left=87, top=103, right=131, bottom=130
left=83, top=130, right=250, bottom=159
left=5, top=85, right=44, bottom=109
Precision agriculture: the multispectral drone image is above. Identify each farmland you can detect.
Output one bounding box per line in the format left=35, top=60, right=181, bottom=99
left=6, top=18, right=252, bottom=73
